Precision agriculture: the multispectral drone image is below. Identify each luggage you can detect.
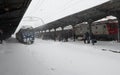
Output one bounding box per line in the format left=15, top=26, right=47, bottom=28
left=94, top=39, right=97, bottom=43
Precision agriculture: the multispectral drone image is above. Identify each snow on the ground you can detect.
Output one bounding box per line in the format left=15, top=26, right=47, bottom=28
left=0, top=38, right=120, bottom=75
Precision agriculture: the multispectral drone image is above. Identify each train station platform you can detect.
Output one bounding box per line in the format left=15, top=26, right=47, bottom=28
left=0, top=38, right=120, bottom=75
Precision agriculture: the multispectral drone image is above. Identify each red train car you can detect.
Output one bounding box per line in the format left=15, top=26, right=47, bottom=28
left=75, top=19, right=118, bottom=40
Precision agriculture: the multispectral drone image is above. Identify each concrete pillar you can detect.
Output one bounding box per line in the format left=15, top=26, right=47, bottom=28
left=49, top=29, right=50, bottom=32
left=61, top=27, right=64, bottom=31
left=39, top=31, right=41, bottom=33
left=48, top=29, right=51, bottom=39
left=41, top=31, right=43, bottom=33
left=88, top=19, right=93, bottom=39
left=40, top=31, right=43, bottom=35
left=44, top=30, right=46, bottom=32
left=113, top=13, right=120, bottom=42
left=54, top=28, right=56, bottom=41
left=39, top=31, right=41, bottom=38
left=117, top=18, right=120, bottom=42
left=61, top=27, right=64, bottom=41
left=41, top=31, right=43, bottom=39
left=72, top=25, right=76, bottom=41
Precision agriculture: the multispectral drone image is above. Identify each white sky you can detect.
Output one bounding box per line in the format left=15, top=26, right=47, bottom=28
left=15, top=0, right=110, bottom=33
left=24, top=0, right=110, bottom=24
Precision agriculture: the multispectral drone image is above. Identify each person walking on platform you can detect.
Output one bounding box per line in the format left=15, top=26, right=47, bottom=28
left=83, top=32, right=90, bottom=44
left=90, top=33, right=96, bottom=45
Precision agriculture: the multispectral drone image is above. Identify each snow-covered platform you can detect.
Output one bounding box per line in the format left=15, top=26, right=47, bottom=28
left=0, top=38, right=120, bottom=75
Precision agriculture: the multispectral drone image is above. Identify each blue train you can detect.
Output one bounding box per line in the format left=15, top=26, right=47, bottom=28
left=16, top=26, right=35, bottom=44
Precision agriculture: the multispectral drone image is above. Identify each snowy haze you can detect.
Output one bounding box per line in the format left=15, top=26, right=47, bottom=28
left=0, top=38, right=120, bottom=75
left=15, top=0, right=110, bottom=33
left=24, top=0, right=109, bottom=23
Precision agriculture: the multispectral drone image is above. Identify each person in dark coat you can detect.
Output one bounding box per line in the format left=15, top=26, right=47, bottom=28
left=83, top=32, right=90, bottom=44
left=90, top=33, right=96, bottom=45
left=83, top=33, right=87, bottom=43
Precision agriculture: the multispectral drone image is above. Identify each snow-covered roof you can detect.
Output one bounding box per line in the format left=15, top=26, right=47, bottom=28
left=21, top=25, right=33, bottom=29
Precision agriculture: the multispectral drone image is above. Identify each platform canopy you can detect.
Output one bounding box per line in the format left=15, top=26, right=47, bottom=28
left=0, top=0, right=32, bottom=39
left=35, top=0, right=120, bottom=31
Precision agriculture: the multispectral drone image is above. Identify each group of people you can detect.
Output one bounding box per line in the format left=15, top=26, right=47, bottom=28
left=83, top=32, right=97, bottom=45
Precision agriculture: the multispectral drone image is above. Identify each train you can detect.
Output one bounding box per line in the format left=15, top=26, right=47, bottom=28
left=39, top=19, right=118, bottom=41
left=74, top=19, right=118, bottom=40
left=16, top=26, right=35, bottom=44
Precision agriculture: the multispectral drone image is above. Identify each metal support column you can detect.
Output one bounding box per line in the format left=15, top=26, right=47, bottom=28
left=88, top=19, right=93, bottom=39
left=39, top=31, right=41, bottom=38
left=61, top=27, right=64, bottom=41
left=54, top=28, right=56, bottom=41
left=114, top=13, right=120, bottom=42
left=72, top=25, right=76, bottom=41
left=117, top=18, right=120, bottom=42
left=49, top=29, right=50, bottom=32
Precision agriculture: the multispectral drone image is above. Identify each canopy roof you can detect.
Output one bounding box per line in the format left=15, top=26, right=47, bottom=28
left=0, top=0, right=31, bottom=39
left=35, top=0, right=120, bottom=31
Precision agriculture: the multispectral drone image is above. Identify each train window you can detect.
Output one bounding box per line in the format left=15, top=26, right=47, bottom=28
left=109, top=23, right=117, bottom=29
